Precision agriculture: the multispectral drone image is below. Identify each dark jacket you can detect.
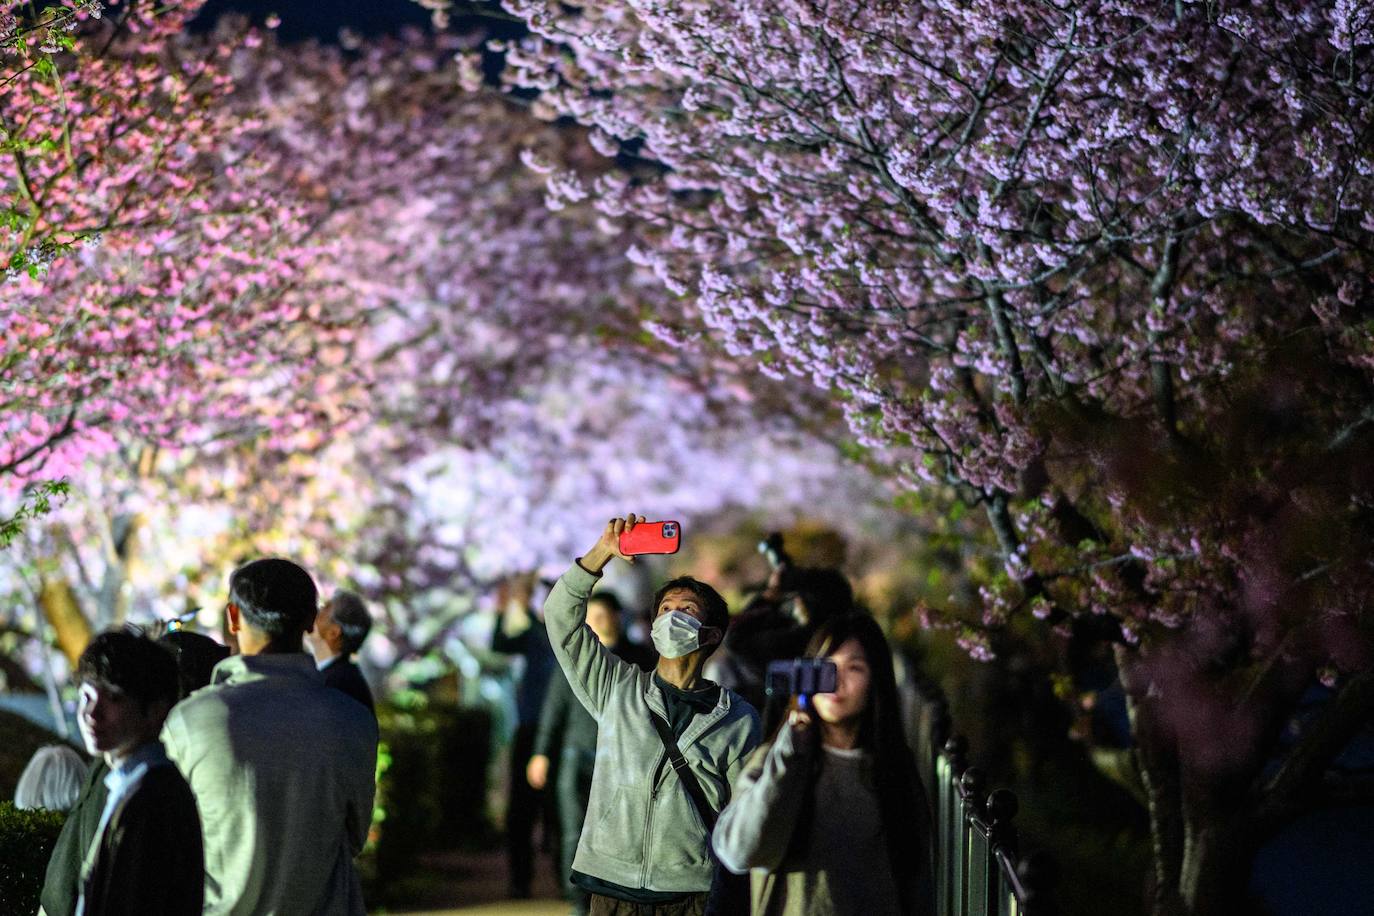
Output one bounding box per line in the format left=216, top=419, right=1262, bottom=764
left=721, top=604, right=814, bottom=711
left=492, top=616, right=558, bottom=728
left=80, top=762, right=204, bottom=916
left=41, top=759, right=109, bottom=916
left=321, top=656, right=375, bottom=715
left=533, top=639, right=655, bottom=759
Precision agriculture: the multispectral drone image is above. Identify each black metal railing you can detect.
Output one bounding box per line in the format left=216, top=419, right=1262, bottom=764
left=912, top=682, right=1057, bottom=916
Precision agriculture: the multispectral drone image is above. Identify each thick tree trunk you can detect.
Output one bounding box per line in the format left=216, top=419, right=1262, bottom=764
left=95, top=510, right=142, bottom=626
left=1116, top=645, right=1185, bottom=916
left=1140, top=752, right=1186, bottom=916
left=1122, top=689, right=1260, bottom=916
left=39, top=574, right=91, bottom=666
left=1134, top=730, right=1190, bottom=915
left=37, top=630, right=71, bottom=740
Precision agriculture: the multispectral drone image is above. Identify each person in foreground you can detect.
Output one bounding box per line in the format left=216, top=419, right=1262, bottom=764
left=163, top=558, right=378, bottom=916
left=712, top=612, right=936, bottom=916
left=545, top=514, right=760, bottom=916
left=41, top=630, right=226, bottom=916
left=529, top=591, right=655, bottom=915
left=71, top=630, right=203, bottom=916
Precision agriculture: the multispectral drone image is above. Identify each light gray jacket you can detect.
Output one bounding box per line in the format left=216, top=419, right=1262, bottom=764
left=545, top=563, right=761, bottom=893
left=163, top=653, right=378, bottom=916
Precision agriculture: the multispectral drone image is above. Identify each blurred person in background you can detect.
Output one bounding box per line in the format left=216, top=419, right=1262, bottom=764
left=713, top=612, right=935, bottom=916
left=305, top=589, right=376, bottom=715
left=491, top=571, right=560, bottom=899
left=14, top=744, right=86, bottom=812
left=719, top=561, right=855, bottom=713
left=159, top=629, right=231, bottom=701
left=528, top=591, right=655, bottom=915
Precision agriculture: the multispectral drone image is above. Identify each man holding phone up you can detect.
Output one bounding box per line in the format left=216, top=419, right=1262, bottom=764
left=543, top=514, right=760, bottom=916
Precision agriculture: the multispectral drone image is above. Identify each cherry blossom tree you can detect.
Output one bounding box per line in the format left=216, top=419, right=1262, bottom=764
left=0, top=0, right=355, bottom=489
left=1, top=0, right=106, bottom=277
left=443, top=1, right=1374, bottom=911
left=0, top=25, right=902, bottom=684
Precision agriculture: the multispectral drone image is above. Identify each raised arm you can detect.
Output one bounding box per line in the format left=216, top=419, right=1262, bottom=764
left=542, top=515, right=644, bottom=715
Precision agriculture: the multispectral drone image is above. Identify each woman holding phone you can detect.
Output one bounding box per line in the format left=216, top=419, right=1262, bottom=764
left=712, top=612, right=936, bottom=915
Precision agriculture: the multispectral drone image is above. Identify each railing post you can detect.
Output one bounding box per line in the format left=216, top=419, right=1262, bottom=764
left=987, top=788, right=1019, bottom=854
left=917, top=691, right=949, bottom=798
left=912, top=678, right=1057, bottom=916
left=960, top=767, right=989, bottom=916
left=937, top=735, right=968, bottom=916
left=986, top=789, right=1020, bottom=916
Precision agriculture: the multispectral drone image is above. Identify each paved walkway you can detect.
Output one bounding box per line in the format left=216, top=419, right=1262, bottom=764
left=396, top=905, right=566, bottom=916
left=371, top=847, right=569, bottom=916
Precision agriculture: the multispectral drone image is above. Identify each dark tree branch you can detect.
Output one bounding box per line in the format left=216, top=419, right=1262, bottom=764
left=983, top=490, right=1068, bottom=627
left=1118, top=644, right=1186, bottom=916
left=1255, top=669, right=1374, bottom=829
left=0, top=408, right=77, bottom=477
left=1149, top=230, right=1183, bottom=439
left=1328, top=403, right=1374, bottom=452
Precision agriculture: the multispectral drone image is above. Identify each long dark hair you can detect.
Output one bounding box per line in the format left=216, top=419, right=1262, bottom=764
left=768, top=612, right=930, bottom=913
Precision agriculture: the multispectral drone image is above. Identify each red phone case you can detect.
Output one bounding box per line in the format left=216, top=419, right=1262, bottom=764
left=619, top=520, right=682, bottom=556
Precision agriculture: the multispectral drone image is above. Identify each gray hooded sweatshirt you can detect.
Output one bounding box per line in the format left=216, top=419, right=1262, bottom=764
left=544, top=563, right=760, bottom=894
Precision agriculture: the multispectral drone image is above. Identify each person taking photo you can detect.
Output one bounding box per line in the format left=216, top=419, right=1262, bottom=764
left=544, top=513, right=760, bottom=916
left=712, top=612, right=935, bottom=915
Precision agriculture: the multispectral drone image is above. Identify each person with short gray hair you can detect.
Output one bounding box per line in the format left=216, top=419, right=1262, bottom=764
left=305, top=589, right=376, bottom=714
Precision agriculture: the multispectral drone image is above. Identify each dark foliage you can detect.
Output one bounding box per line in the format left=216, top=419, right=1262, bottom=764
left=0, top=801, right=66, bottom=914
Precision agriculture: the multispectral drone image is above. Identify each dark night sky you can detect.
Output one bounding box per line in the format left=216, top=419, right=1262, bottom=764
left=194, top=0, right=432, bottom=42
left=193, top=0, right=528, bottom=50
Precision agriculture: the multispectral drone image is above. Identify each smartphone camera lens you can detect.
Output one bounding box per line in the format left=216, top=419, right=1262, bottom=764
left=663, top=523, right=677, bottom=538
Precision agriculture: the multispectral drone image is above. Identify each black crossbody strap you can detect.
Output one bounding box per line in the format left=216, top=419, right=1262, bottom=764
left=649, top=712, right=719, bottom=832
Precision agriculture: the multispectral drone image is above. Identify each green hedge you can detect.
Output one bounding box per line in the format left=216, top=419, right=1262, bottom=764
left=0, top=801, right=66, bottom=914
left=362, top=697, right=493, bottom=904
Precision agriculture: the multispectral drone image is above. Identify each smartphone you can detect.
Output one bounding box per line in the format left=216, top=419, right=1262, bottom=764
left=619, top=520, right=682, bottom=556
left=765, top=658, right=838, bottom=698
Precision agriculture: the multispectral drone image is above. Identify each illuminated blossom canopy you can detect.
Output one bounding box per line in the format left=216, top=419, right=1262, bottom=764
left=2, top=1, right=1371, bottom=910
left=0, top=1, right=349, bottom=484
left=433, top=1, right=1374, bottom=912
left=0, top=14, right=901, bottom=669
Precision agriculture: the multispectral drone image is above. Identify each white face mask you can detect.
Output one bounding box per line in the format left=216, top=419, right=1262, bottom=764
left=651, top=610, right=704, bottom=659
